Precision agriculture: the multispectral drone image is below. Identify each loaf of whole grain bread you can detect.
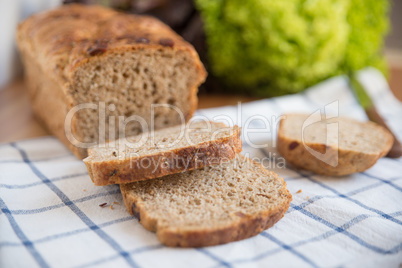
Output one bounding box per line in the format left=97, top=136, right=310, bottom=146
left=16, top=4, right=206, bottom=159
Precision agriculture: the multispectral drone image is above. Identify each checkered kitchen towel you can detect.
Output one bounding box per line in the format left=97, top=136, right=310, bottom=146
left=1, top=68, right=401, bottom=268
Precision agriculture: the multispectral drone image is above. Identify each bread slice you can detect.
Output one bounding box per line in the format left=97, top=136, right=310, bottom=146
left=120, top=155, right=292, bottom=247
left=84, top=121, right=242, bottom=186
left=16, top=4, right=206, bottom=159
left=277, top=114, right=393, bottom=176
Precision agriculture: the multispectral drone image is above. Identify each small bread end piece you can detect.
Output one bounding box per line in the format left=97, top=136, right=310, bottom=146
left=277, top=114, right=394, bottom=176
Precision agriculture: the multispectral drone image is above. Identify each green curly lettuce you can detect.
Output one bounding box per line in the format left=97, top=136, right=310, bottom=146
left=341, top=0, right=389, bottom=75
left=196, top=0, right=389, bottom=96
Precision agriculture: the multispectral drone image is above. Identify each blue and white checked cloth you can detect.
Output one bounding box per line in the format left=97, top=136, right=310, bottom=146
left=1, top=68, right=401, bottom=268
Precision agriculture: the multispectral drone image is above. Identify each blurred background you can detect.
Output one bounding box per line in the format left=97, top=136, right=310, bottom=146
left=0, top=0, right=401, bottom=141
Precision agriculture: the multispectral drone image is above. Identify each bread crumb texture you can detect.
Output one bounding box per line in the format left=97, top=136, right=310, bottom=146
left=278, top=114, right=393, bottom=175
left=121, top=155, right=292, bottom=247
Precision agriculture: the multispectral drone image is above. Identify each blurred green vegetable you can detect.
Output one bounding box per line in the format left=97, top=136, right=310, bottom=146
left=196, top=0, right=389, bottom=96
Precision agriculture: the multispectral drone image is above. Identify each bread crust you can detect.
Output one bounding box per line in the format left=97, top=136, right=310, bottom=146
left=16, top=4, right=206, bottom=159
left=121, top=157, right=292, bottom=247
left=19, top=50, right=87, bottom=158
left=85, top=127, right=242, bottom=185
left=277, top=115, right=394, bottom=176
left=157, top=203, right=288, bottom=247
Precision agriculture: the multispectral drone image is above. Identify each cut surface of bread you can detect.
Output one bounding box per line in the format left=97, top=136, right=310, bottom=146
left=16, top=4, right=206, bottom=159
left=277, top=114, right=393, bottom=176
left=84, top=121, right=242, bottom=185
left=120, top=155, right=292, bottom=247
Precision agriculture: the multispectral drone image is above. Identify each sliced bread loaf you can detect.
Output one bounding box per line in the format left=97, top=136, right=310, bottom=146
left=277, top=114, right=393, bottom=176
left=16, top=4, right=206, bottom=159
left=84, top=121, right=242, bottom=186
left=120, top=155, right=292, bottom=247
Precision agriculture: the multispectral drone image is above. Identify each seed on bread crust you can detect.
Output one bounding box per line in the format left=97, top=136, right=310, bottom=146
left=87, top=41, right=108, bottom=56
left=288, top=141, right=299, bottom=150
left=159, top=38, right=174, bottom=47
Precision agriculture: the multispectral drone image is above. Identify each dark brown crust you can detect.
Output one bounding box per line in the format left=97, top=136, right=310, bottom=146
left=120, top=156, right=292, bottom=247
left=85, top=127, right=242, bottom=186
left=17, top=4, right=206, bottom=82
left=277, top=115, right=394, bottom=176
left=16, top=4, right=206, bottom=159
